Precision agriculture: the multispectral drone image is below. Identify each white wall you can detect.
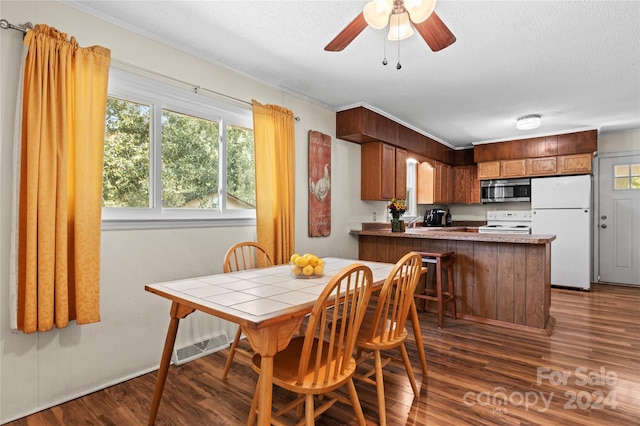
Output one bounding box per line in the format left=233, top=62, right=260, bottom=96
left=598, top=129, right=640, bottom=153
left=0, top=1, right=377, bottom=422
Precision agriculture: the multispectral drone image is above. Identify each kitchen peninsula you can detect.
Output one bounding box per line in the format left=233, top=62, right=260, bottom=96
left=356, top=227, right=556, bottom=334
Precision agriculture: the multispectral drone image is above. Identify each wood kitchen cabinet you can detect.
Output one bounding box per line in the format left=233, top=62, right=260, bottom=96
left=453, top=165, right=481, bottom=204
left=557, top=153, right=593, bottom=174
left=434, top=161, right=453, bottom=204
left=526, top=157, right=557, bottom=176
left=501, top=159, right=527, bottom=177
left=418, top=160, right=453, bottom=204
left=477, top=161, right=501, bottom=179
left=361, top=142, right=406, bottom=200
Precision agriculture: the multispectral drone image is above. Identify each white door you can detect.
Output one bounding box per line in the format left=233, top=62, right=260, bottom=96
left=598, top=154, right=640, bottom=285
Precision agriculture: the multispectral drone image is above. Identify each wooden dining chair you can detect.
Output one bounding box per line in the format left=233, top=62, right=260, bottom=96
left=221, top=241, right=274, bottom=380
left=247, top=263, right=374, bottom=426
left=353, top=251, right=423, bottom=426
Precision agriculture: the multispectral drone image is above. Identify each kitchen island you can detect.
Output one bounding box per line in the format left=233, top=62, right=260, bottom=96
left=355, top=227, right=556, bottom=334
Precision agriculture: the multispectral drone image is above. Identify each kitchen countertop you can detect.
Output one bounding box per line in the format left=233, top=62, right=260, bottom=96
left=353, top=227, right=556, bottom=244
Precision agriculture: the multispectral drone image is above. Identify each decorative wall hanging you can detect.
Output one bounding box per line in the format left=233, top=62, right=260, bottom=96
left=308, top=131, right=331, bottom=237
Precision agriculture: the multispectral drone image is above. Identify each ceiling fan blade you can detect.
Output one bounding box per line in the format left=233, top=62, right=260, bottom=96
left=414, top=11, right=456, bottom=52
left=324, top=12, right=368, bottom=52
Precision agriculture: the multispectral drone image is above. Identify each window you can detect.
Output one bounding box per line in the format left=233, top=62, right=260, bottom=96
left=614, top=164, right=640, bottom=190
left=102, top=68, right=255, bottom=229
left=405, top=159, right=418, bottom=218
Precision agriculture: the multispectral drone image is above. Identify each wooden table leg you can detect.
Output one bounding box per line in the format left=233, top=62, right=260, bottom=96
left=148, top=302, right=194, bottom=425
left=409, top=299, right=428, bottom=374
left=243, top=317, right=303, bottom=426
left=257, top=355, right=274, bottom=426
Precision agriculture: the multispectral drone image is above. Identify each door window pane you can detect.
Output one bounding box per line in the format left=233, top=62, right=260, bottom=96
left=613, top=163, right=640, bottom=190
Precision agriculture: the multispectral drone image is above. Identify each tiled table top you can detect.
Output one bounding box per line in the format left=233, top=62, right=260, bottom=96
left=145, top=257, right=394, bottom=329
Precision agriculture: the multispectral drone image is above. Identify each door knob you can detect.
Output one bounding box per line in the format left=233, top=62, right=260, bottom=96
left=601, top=215, right=607, bottom=220
left=601, top=224, right=607, bottom=228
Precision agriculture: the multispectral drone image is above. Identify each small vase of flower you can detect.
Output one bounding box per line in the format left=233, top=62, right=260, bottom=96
left=387, top=198, right=407, bottom=232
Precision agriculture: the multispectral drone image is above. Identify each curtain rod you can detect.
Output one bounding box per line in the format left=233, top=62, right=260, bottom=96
left=111, top=59, right=301, bottom=121
left=0, top=19, right=33, bottom=34
left=111, top=58, right=253, bottom=108
left=1, top=22, right=300, bottom=121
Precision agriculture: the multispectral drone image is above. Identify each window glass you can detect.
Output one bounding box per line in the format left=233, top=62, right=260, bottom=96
left=613, top=163, right=640, bottom=190
left=161, top=109, right=219, bottom=208
left=103, top=98, right=151, bottom=208
left=614, top=165, right=629, bottom=177
left=405, top=160, right=418, bottom=217
left=226, top=124, right=256, bottom=209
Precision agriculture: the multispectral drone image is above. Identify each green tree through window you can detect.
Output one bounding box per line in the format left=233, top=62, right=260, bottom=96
left=103, top=98, right=150, bottom=208
left=102, top=80, right=255, bottom=220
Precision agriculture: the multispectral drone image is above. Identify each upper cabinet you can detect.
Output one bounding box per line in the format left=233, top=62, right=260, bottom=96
left=475, top=130, right=596, bottom=179
left=474, top=131, right=596, bottom=162
left=361, top=142, right=406, bottom=200
left=417, top=160, right=459, bottom=204
left=453, top=164, right=480, bottom=204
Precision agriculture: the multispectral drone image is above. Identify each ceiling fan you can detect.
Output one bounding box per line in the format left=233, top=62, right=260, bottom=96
left=325, top=0, right=456, bottom=52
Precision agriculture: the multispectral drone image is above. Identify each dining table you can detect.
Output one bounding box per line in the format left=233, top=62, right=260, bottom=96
left=145, top=257, right=428, bottom=426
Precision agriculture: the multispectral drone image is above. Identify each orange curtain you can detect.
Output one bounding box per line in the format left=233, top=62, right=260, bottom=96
left=252, top=100, right=295, bottom=265
left=16, top=25, right=111, bottom=333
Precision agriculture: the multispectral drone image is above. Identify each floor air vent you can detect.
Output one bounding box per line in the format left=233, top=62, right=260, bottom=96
left=172, top=333, right=229, bottom=365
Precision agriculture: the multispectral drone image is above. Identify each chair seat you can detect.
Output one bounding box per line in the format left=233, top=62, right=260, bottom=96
left=356, top=314, right=408, bottom=350
left=252, top=336, right=358, bottom=395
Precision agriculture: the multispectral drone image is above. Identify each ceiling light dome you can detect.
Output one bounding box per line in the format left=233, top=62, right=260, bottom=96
left=363, top=0, right=393, bottom=29
left=404, top=0, right=436, bottom=24
left=388, top=12, right=414, bottom=41
left=516, top=114, right=542, bottom=130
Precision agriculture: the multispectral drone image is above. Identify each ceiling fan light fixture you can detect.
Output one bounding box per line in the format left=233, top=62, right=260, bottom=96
left=388, top=12, right=414, bottom=41
left=404, top=0, right=436, bottom=24
left=516, top=114, right=542, bottom=130
left=363, top=0, right=393, bottom=29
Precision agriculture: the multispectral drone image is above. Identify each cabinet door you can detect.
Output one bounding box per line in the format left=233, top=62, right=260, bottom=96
left=526, top=157, right=557, bottom=176
left=557, top=153, right=593, bottom=174
left=446, top=164, right=454, bottom=203
left=470, top=165, right=481, bottom=204
left=453, top=166, right=470, bottom=204
left=380, top=143, right=396, bottom=199
left=360, top=142, right=404, bottom=200
left=477, top=161, right=501, bottom=179
left=433, top=162, right=453, bottom=204
left=395, top=147, right=407, bottom=199
left=417, top=161, right=434, bottom=204
left=501, top=159, right=527, bottom=177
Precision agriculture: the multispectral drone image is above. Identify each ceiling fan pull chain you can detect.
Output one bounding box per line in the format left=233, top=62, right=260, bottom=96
left=396, top=30, right=401, bottom=70
left=382, top=30, right=388, bottom=66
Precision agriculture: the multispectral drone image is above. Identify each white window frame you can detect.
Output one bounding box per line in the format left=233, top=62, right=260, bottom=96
left=102, top=68, right=256, bottom=230
left=405, top=159, right=419, bottom=219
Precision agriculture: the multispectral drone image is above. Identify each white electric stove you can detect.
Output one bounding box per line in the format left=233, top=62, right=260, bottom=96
left=478, top=210, right=532, bottom=234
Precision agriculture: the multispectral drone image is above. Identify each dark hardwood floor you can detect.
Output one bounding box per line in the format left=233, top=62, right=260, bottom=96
left=7, top=284, right=640, bottom=425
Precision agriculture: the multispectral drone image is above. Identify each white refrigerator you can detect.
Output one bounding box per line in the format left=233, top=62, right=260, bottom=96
left=531, top=175, right=592, bottom=290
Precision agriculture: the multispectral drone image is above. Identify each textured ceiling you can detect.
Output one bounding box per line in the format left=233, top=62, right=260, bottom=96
left=62, top=0, right=640, bottom=149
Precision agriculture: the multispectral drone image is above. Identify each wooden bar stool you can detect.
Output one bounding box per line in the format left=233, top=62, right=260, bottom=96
left=414, top=251, right=456, bottom=328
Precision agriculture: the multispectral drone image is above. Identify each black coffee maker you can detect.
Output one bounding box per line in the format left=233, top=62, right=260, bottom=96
left=423, top=209, right=446, bottom=227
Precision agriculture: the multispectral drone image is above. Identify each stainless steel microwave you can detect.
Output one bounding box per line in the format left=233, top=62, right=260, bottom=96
left=481, top=178, right=531, bottom=203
